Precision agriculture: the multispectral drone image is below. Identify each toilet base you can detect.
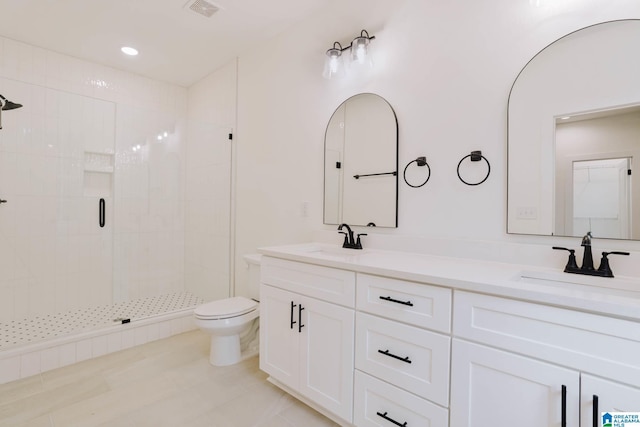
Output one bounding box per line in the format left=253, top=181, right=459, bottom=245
left=209, top=335, right=241, bottom=366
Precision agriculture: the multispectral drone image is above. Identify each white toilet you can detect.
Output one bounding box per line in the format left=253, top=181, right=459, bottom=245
left=194, top=255, right=261, bottom=366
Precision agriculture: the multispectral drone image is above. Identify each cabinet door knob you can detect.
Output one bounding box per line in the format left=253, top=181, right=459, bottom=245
left=592, top=395, right=598, bottom=427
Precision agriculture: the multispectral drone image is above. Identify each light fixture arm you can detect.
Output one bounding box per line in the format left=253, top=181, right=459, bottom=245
left=329, top=30, right=376, bottom=53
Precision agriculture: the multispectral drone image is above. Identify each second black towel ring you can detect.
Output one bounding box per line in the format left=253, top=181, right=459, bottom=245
left=457, top=151, right=490, bottom=186
left=403, top=156, right=431, bottom=188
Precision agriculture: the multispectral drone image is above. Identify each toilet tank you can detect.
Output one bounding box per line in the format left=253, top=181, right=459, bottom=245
left=243, top=254, right=261, bottom=301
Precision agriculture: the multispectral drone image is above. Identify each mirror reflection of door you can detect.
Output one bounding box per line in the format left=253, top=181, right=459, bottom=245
left=554, top=106, right=640, bottom=239
left=570, top=158, right=631, bottom=239
left=324, top=104, right=345, bottom=224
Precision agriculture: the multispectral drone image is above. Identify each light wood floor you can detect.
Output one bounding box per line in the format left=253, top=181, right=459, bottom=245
left=0, top=330, right=340, bottom=427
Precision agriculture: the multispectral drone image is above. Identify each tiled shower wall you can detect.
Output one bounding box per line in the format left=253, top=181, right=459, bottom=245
left=0, top=36, right=187, bottom=322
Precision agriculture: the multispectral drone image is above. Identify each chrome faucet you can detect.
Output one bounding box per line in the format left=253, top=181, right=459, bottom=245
left=553, top=232, right=629, bottom=278
left=337, top=223, right=367, bottom=250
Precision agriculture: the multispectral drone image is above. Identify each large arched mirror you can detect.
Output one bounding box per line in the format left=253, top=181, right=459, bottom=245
left=508, top=19, right=640, bottom=240
left=324, top=93, right=398, bottom=227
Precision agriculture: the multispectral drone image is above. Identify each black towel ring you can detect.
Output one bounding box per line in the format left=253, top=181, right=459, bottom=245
left=403, top=156, right=431, bottom=188
left=457, top=150, right=490, bottom=186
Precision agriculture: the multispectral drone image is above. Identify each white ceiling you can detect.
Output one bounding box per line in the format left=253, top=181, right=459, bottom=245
left=0, top=0, right=330, bottom=87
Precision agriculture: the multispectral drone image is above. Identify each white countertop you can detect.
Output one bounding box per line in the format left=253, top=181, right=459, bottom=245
left=258, top=243, right=640, bottom=321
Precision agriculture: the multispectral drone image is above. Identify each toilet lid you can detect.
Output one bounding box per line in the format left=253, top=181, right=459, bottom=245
left=194, top=296, right=258, bottom=319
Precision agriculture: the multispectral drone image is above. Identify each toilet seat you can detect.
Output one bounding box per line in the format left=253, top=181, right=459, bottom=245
left=194, top=296, right=258, bottom=320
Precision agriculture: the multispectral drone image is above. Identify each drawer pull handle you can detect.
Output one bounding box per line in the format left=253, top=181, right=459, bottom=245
left=290, top=301, right=297, bottom=329
left=378, top=349, right=412, bottom=364
left=592, top=394, right=598, bottom=427
left=379, top=296, right=413, bottom=306
left=376, top=411, right=407, bottom=427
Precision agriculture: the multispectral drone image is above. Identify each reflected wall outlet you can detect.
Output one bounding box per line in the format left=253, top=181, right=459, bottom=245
left=301, top=201, right=310, bottom=217
left=517, top=206, right=538, bottom=219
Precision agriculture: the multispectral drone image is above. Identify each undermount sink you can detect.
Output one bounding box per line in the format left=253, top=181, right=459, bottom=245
left=303, top=245, right=371, bottom=257
left=519, top=270, right=640, bottom=293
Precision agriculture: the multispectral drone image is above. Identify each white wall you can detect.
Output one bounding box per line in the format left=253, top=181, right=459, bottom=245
left=0, top=36, right=187, bottom=321
left=228, top=0, right=640, bottom=292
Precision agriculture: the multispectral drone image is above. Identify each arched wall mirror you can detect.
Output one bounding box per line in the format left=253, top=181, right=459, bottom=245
left=324, top=93, right=398, bottom=227
left=507, top=19, right=640, bottom=240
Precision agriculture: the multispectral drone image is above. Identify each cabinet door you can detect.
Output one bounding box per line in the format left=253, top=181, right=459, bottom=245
left=259, top=284, right=299, bottom=391
left=299, top=294, right=355, bottom=423
left=581, top=374, right=640, bottom=427
left=450, top=339, right=579, bottom=427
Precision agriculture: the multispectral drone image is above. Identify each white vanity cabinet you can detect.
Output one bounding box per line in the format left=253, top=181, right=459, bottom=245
left=258, top=244, right=640, bottom=427
left=450, top=291, right=640, bottom=427
left=259, top=257, right=356, bottom=424
left=353, top=273, right=452, bottom=426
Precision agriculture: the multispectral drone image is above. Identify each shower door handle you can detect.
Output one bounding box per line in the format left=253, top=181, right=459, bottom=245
left=99, top=198, right=105, bottom=228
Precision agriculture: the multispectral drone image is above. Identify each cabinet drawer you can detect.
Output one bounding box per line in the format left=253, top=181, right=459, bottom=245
left=355, top=312, right=450, bottom=407
left=453, top=291, right=640, bottom=387
left=356, top=273, right=451, bottom=333
left=261, top=256, right=355, bottom=307
left=354, top=370, right=448, bottom=427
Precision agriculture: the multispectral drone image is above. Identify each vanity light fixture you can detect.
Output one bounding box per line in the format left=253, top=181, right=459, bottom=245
left=323, top=30, right=375, bottom=79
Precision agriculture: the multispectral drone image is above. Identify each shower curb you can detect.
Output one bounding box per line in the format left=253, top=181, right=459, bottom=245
left=0, top=309, right=197, bottom=385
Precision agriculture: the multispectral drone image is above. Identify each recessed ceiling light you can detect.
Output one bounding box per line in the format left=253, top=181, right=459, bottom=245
left=121, top=46, right=139, bottom=56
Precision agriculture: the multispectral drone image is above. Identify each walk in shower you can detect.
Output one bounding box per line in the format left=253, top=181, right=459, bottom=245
left=0, top=38, right=229, bottom=383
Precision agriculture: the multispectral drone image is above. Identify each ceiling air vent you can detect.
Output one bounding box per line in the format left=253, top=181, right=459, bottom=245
left=185, top=0, right=220, bottom=18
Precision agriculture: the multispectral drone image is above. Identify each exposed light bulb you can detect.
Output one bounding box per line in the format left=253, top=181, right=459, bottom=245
left=121, top=46, right=139, bottom=56
left=354, top=45, right=367, bottom=64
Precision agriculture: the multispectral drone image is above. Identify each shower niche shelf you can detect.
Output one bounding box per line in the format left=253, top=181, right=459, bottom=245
left=83, top=151, right=114, bottom=197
